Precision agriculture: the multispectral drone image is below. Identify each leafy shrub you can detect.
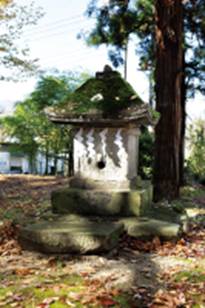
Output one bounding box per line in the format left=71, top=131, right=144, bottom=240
left=186, top=119, right=205, bottom=182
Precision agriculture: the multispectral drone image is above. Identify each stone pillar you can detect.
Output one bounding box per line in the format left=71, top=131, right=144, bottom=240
left=127, top=127, right=140, bottom=187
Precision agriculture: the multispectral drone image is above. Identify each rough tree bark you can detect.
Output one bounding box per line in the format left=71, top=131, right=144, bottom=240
left=154, top=0, right=183, bottom=201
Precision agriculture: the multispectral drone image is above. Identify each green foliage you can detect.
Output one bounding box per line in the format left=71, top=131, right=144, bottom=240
left=138, top=127, right=154, bottom=179
left=2, top=101, right=39, bottom=171
left=1, top=71, right=89, bottom=174
left=85, top=0, right=139, bottom=67
left=185, top=0, right=205, bottom=97
left=187, top=119, right=205, bottom=181
left=31, top=71, right=89, bottom=110
left=85, top=0, right=205, bottom=100
left=0, top=0, right=43, bottom=80
left=84, top=0, right=155, bottom=69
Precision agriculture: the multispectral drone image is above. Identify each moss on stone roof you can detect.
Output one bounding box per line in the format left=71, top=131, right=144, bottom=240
left=63, top=68, right=144, bottom=116
left=46, top=67, right=157, bottom=126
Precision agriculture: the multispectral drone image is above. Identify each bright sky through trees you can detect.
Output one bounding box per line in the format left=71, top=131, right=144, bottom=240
left=0, top=0, right=204, bottom=119
left=0, top=0, right=148, bottom=113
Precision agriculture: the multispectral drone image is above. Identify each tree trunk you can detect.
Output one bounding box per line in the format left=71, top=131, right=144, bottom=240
left=153, top=0, right=183, bottom=201
left=29, top=152, right=36, bottom=174
left=45, top=145, right=49, bottom=175
left=179, top=51, right=186, bottom=186
left=54, top=155, right=58, bottom=175
left=68, top=145, right=74, bottom=177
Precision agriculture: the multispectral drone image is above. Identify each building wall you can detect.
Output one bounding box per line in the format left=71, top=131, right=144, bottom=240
left=0, top=148, right=65, bottom=175
left=0, top=152, right=10, bottom=173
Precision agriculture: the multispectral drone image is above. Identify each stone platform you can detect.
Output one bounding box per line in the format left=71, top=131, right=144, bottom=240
left=19, top=217, right=124, bottom=254
left=52, top=182, right=153, bottom=217
left=19, top=213, right=185, bottom=254
left=121, top=217, right=182, bottom=239
left=19, top=181, right=189, bottom=254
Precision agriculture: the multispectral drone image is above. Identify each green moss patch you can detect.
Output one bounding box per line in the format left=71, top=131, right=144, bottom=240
left=174, top=269, right=205, bottom=283
left=0, top=272, right=131, bottom=308
left=63, top=70, right=143, bottom=115
left=181, top=186, right=205, bottom=198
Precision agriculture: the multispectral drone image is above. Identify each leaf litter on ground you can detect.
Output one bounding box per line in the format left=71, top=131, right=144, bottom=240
left=1, top=176, right=205, bottom=307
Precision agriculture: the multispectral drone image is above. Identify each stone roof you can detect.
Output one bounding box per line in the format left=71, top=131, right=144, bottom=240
left=46, top=66, right=155, bottom=127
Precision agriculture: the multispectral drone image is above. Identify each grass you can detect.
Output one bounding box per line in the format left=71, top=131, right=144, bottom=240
left=181, top=185, right=205, bottom=198
left=174, top=269, right=205, bottom=283
left=0, top=271, right=132, bottom=307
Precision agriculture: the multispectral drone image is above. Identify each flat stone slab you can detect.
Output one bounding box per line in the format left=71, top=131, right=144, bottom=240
left=19, top=218, right=124, bottom=254
left=145, top=203, right=189, bottom=233
left=51, top=182, right=153, bottom=217
left=120, top=217, right=182, bottom=239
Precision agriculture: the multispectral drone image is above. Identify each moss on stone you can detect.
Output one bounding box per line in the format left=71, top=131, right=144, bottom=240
left=120, top=217, right=181, bottom=239
left=63, top=70, right=144, bottom=115
left=144, top=201, right=189, bottom=232
left=19, top=220, right=123, bottom=253
left=51, top=183, right=153, bottom=217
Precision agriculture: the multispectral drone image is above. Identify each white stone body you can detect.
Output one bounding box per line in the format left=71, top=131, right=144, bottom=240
left=73, top=126, right=140, bottom=190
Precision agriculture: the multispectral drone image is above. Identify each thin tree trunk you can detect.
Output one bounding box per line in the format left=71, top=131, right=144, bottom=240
left=54, top=155, right=58, bottom=175
left=29, top=153, right=35, bottom=174
left=124, top=42, right=128, bottom=80
left=179, top=51, right=186, bottom=186
left=45, top=146, right=49, bottom=175
left=68, top=145, right=74, bottom=177
left=153, top=0, right=183, bottom=201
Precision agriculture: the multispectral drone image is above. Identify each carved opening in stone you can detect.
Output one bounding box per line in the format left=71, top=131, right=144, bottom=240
left=97, top=160, right=106, bottom=169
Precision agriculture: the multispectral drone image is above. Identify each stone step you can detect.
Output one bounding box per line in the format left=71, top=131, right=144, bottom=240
left=120, top=217, right=182, bottom=239
left=51, top=183, right=153, bottom=217
left=19, top=218, right=124, bottom=254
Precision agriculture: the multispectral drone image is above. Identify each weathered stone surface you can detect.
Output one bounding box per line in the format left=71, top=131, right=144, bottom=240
left=19, top=218, right=123, bottom=254
left=144, top=203, right=189, bottom=232
left=72, top=127, right=140, bottom=190
left=51, top=183, right=153, bottom=217
left=120, top=217, right=182, bottom=239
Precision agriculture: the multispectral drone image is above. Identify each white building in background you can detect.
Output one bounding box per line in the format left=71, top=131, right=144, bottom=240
left=35, top=152, right=65, bottom=175
left=0, top=143, right=30, bottom=173
left=0, top=142, right=65, bottom=175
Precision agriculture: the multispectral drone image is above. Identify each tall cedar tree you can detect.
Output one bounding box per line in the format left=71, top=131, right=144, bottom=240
left=154, top=0, right=183, bottom=200
left=85, top=0, right=205, bottom=200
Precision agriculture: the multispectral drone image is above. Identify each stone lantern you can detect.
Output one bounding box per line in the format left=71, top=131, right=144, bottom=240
left=48, top=66, right=154, bottom=217
left=21, top=67, right=173, bottom=255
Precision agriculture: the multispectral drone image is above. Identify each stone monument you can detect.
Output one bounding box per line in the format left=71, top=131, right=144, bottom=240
left=48, top=67, right=154, bottom=217
left=19, top=67, right=186, bottom=254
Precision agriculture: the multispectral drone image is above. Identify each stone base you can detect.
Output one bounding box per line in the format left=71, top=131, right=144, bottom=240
left=145, top=203, right=189, bottom=233
left=51, top=182, right=153, bottom=217
left=120, top=217, right=182, bottom=240
left=19, top=218, right=124, bottom=254
left=19, top=214, right=183, bottom=254
left=69, top=177, right=137, bottom=190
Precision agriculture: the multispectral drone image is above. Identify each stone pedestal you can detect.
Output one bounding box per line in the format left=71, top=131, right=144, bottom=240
left=52, top=182, right=153, bottom=217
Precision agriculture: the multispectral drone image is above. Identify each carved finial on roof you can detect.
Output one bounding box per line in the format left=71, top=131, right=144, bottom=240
left=103, top=65, right=112, bottom=72
left=96, top=65, right=115, bottom=79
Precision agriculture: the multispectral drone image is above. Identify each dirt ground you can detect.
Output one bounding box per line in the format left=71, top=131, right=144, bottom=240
left=0, top=175, right=205, bottom=307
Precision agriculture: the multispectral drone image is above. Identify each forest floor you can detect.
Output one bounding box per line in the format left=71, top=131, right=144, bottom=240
left=0, top=175, right=205, bottom=308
